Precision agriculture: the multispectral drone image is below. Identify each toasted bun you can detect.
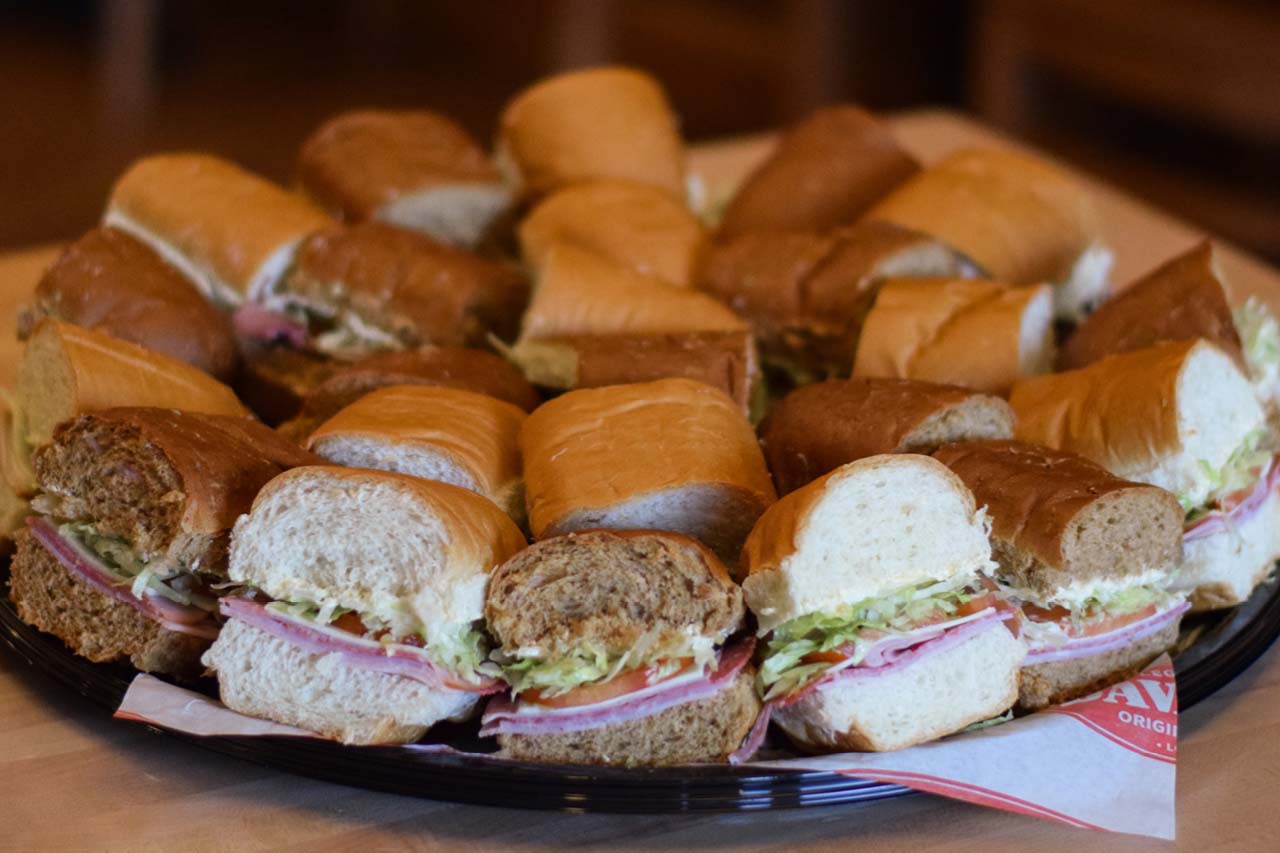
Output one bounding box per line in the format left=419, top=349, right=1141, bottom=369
left=761, top=378, right=1014, bottom=494
left=282, top=222, right=529, bottom=354
left=1019, top=619, right=1180, bottom=711
left=16, top=320, right=248, bottom=449
left=1176, top=486, right=1280, bottom=611
left=1058, top=241, right=1243, bottom=371
left=698, top=222, right=968, bottom=378
left=498, top=66, right=685, bottom=200
left=774, top=621, right=1023, bottom=752
left=23, top=227, right=239, bottom=381
left=1010, top=339, right=1264, bottom=507
left=9, top=529, right=209, bottom=677
left=518, top=180, right=706, bottom=286
left=228, top=466, right=526, bottom=641
left=518, top=243, right=746, bottom=341
left=741, top=455, right=993, bottom=633
left=34, top=408, right=317, bottom=571
left=105, top=153, right=331, bottom=306
left=296, top=109, right=510, bottom=248
left=498, top=668, right=760, bottom=766
left=933, top=440, right=1184, bottom=598
left=853, top=277, right=1055, bottom=394
left=520, top=378, right=775, bottom=567
left=718, top=105, right=919, bottom=238
left=306, top=385, right=526, bottom=519
left=0, top=243, right=63, bottom=388
left=203, top=617, right=478, bottom=745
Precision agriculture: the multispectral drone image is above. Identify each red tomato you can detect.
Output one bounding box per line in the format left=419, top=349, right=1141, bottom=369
left=1076, top=604, right=1158, bottom=638
left=955, top=593, right=998, bottom=618
left=801, top=648, right=850, bottom=665
left=1023, top=603, right=1073, bottom=623
left=331, top=612, right=367, bottom=635
left=1217, top=473, right=1262, bottom=513
left=524, top=658, right=694, bottom=709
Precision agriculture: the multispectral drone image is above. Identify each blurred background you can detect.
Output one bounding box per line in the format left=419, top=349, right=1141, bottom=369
left=2, top=0, right=1278, bottom=261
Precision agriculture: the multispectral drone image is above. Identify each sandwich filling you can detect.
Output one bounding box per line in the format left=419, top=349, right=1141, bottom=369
left=1235, top=297, right=1280, bottom=402
left=241, top=285, right=406, bottom=362
left=1183, top=432, right=1276, bottom=523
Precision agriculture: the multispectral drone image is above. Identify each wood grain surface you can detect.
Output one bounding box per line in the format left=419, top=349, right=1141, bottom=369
left=3, top=110, right=1280, bottom=851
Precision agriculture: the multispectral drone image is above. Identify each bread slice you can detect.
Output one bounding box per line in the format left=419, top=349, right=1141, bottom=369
left=933, top=440, right=1184, bottom=599
left=202, top=617, right=479, bottom=745
left=8, top=529, right=209, bottom=677
left=296, top=109, right=511, bottom=249
left=853, top=277, right=1055, bottom=394
left=105, top=153, right=331, bottom=307
left=519, top=378, right=775, bottom=567
left=498, top=668, right=760, bottom=766
left=0, top=243, right=63, bottom=388
left=773, top=621, right=1024, bottom=752
left=1018, top=619, right=1180, bottom=710
left=761, top=378, right=1014, bottom=494
left=717, top=105, right=918, bottom=238
left=497, top=66, right=685, bottom=201
left=1176, top=484, right=1280, bottom=610
left=306, top=385, right=526, bottom=520
left=742, top=455, right=994, bottom=633
left=519, top=180, right=706, bottom=286
left=1010, top=339, right=1265, bottom=508
left=697, top=222, right=968, bottom=378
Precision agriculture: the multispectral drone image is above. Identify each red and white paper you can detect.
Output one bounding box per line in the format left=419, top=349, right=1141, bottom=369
left=114, top=656, right=1177, bottom=838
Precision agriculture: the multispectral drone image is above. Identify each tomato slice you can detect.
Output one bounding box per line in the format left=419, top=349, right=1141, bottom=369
left=801, top=647, right=851, bottom=665
left=1023, top=603, right=1073, bottom=623
left=523, top=658, right=695, bottom=709
left=1217, top=472, right=1263, bottom=513
left=955, top=593, right=998, bottom=618
left=331, top=612, right=367, bottom=635
left=1076, top=604, right=1158, bottom=638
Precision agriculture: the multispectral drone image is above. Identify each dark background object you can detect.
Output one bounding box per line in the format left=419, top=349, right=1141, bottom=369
left=1, top=0, right=1276, bottom=261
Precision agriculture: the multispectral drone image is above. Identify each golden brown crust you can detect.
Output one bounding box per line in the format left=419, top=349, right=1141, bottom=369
left=1058, top=242, right=1244, bottom=371
left=23, top=227, right=239, bottom=381
left=498, top=66, right=685, bottom=200
left=296, top=110, right=501, bottom=221
left=760, top=378, right=1014, bottom=494
left=718, top=105, right=919, bottom=238
left=0, top=243, right=63, bottom=388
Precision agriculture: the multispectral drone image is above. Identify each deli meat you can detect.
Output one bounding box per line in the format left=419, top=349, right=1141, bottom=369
left=231, top=303, right=309, bottom=348
left=480, top=638, right=756, bottom=737
left=1024, top=601, right=1190, bottom=666
left=1185, top=458, right=1280, bottom=542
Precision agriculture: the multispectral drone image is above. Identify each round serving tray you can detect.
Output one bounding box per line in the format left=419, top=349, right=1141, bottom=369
left=2, top=562, right=1278, bottom=813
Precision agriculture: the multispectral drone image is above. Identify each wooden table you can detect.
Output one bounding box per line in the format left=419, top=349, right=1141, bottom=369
left=4, top=110, right=1280, bottom=850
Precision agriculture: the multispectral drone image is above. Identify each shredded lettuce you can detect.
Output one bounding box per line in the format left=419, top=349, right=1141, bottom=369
left=1185, top=428, right=1273, bottom=517
left=497, top=632, right=719, bottom=698
left=60, top=522, right=217, bottom=613
left=1235, top=298, right=1280, bottom=390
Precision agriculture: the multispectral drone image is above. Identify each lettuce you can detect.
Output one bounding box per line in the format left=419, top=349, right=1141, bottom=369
left=1187, top=428, right=1273, bottom=516
left=1235, top=298, right=1280, bottom=389
left=60, top=522, right=217, bottom=613
left=497, top=632, right=719, bottom=698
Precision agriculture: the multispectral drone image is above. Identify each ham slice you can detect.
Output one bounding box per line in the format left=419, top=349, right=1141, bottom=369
left=220, top=597, right=502, bottom=694
left=480, top=638, right=755, bottom=737
left=232, top=303, right=309, bottom=348
left=1185, top=458, right=1280, bottom=542
left=1024, top=601, right=1189, bottom=666
left=27, top=517, right=219, bottom=640
left=728, top=703, right=772, bottom=765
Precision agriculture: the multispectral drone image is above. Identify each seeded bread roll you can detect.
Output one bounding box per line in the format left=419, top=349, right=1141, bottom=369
left=497, top=66, right=686, bottom=201
left=518, top=180, right=706, bottom=285
left=717, top=105, right=919, bottom=238
left=932, top=440, right=1184, bottom=598
left=698, top=222, right=968, bottom=378
left=296, top=109, right=511, bottom=248
left=853, top=277, right=1055, bottom=394
left=761, top=378, right=1014, bottom=494
left=520, top=378, right=776, bottom=567
left=20, top=227, right=239, bottom=381
left=0, top=243, right=63, bottom=388
left=104, top=153, right=331, bottom=307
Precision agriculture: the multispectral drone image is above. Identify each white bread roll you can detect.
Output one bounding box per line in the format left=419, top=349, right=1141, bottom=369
left=1177, top=488, right=1280, bottom=611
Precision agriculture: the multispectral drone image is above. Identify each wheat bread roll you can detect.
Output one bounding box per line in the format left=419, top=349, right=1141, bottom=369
left=0, top=243, right=63, bottom=388
left=497, top=66, right=685, bottom=201
left=520, top=378, right=775, bottom=567
left=761, top=378, right=1014, bottom=494
left=296, top=109, right=511, bottom=248
left=104, top=153, right=331, bottom=307
left=717, top=105, right=919, bottom=238
left=853, top=277, right=1055, bottom=394
left=1017, top=619, right=1180, bottom=710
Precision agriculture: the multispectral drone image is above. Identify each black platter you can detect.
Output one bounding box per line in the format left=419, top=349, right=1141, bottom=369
left=2, top=562, right=1278, bottom=813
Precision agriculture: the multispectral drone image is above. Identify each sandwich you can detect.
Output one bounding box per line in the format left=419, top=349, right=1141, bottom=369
left=520, top=377, right=776, bottom=566
left=760, top=377, right=1015, bottom=494
left=305, top=385, right=526, bottom=521
left=741, top=454, right=1024, bottom=752
left=1010, top=339, right=1275, bottom=609
left=203, top=466, right=527, bottom=744
left=853, top=277, right=1055, bottom=394
left=864, top=148, right=1112, bottom=322
left=1058, top=241, right=1280, bottom=405
left=506, top=330, right=759, bottom=417
left=697, top=221, right=970, bottom=380
left=296, top=109, right=512, bottom=248
left=0, top=243, right=63, bottom=388
left=278, top=347, right=540, bottom=443
left=8, top=408, right=316, bottom=676
left=716, top=105, right=919, bottom=237
left=517, top=180, right=706, bottom=286
left=104, top=153, right=331, bottom=309
left=497, top=66, right=686, bottom=201
left=933, top=440, right=1189, bottom=709
left=245, top=222, right=529, bottom=361
left=481, top=529, right=762, bottom=766
left=19, top=226, right=239, bottom=381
